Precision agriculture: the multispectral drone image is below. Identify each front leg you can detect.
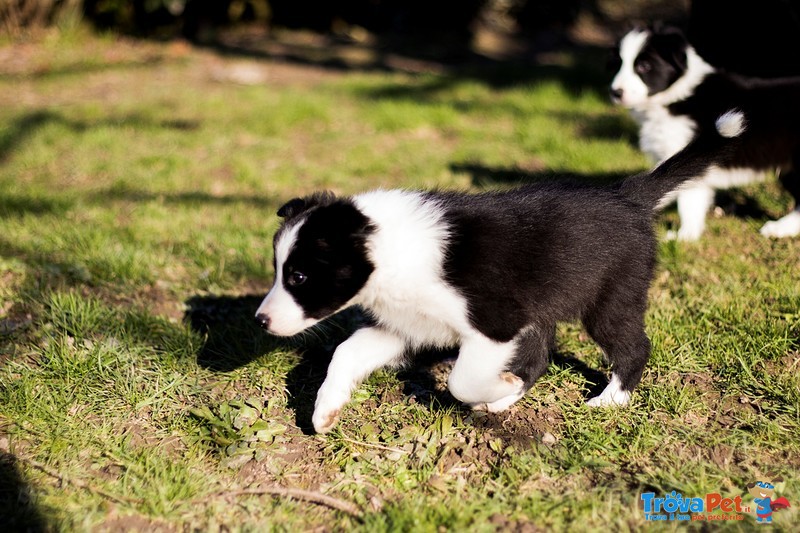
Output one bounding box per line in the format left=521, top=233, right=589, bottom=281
left=312, top=326, right=407, bottom=434
left=666, top=184, right=715, bottom=241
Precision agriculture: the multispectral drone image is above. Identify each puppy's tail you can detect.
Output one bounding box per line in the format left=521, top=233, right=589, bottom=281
left=620, top=109, right=746, bottom=208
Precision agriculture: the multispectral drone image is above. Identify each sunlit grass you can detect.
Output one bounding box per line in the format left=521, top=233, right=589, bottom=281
left=0, top=31, right=798, bottom=530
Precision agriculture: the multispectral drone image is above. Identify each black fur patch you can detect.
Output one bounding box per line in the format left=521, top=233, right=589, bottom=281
left=636, top=28, right=688, bottom=95
left=433, top=182, right=656, bottom=392
left=668, top=74, right=800, bottom=176
left=436, top=184, right=654, bottom=338
left=280, top=200, right=375, bottom=320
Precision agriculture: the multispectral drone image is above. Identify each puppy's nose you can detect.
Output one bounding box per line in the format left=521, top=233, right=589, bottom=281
left=255, top=313, right=271, bottom=330
left=609, top=87, right=623, bottom=101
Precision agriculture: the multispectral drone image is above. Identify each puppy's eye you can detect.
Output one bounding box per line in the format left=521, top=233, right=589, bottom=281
left=287, top=271, right=307, bottom=286
left=635, top=61, right=652, bottom=74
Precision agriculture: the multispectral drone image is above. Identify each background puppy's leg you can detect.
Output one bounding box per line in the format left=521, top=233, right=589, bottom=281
left=763, top=207, right=800, bottom=238
left=312, top=326, right=406, bottom=433
left=583, top=285, right=650, bottom=407
left=447, top=334, right=525, bottom=411
left=669, top=184, right=715, bottom=241
left=761, top=163, right=800, bottom=238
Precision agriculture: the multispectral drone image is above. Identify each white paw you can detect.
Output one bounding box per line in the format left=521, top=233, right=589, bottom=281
left=499, top=371, right=524, bottom=389
left=586, top=375, right=631, bottom=407
left=472, top=373, right=526, bottom=412
left=312, top=387, right=350, bottom=434
left=448, top=368, right=525, bottom=407
left=760, top=213, right=800, bottom=238
left=676, top=226, right=703, bottom=242
left=664, top=227, right=702, bottom=242
left=483, top=390, right=526, bottom=412
left=586, top=393, right=630, bottom=407
left=312, top=407, right=341, bottom=434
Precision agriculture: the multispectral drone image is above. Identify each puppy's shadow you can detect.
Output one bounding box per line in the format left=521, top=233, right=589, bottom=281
left=397, top=348, right=462, bottom=411
left=397, top=349, right=610, bottom=413
left=714, top=190, right=770, bottom=220
left=185, top=293, right=280, bottom=372
left=551, top=352, right=609, bottom=400
left=184, top=295, right=612, bottom=431
left=184, top=294, right=364, bottom=433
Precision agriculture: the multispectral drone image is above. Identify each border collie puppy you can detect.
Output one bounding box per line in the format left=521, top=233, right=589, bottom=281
left=255, top=112, right=744, bottom=434
left=610, top=25, right=800, bottom=240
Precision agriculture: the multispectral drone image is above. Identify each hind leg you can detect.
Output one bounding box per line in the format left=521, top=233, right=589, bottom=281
left=447, top=334, right=527, bottom=411
left=761, top=164, right=800, bottom=238
left=476, top=324, right=555, bottom=412
left=582, top=288, right=651, bottom=407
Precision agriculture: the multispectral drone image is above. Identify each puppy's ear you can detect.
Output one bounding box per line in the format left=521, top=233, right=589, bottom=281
left=277, top=198, right=307, bottom=218
left=277, top=191, right=337, bottom=219
left=651, top=27, right=688, bottom=72
left=665, top=42, right=688, bottom=72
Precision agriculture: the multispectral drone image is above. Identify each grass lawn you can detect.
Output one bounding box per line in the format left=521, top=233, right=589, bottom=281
left=1, top=28, right=798, bottom=531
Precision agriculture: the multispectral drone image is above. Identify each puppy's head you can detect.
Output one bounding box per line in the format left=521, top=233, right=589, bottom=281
left=255, top=192, right=375, bottom=337
left=609, top=25, right=689, bottom=108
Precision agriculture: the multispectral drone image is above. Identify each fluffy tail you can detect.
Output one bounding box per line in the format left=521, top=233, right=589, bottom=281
left=620, top=110, right=746, bottom=208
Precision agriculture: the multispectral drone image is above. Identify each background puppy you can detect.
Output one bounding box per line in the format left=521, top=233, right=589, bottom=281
left=610, top=25, right=800, bottom=240
left=256, top=112, right=744, bottom=434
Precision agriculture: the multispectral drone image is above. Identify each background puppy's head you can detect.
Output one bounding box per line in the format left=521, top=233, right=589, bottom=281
left=255, top=193, right=375, bottom=337
left=610, top=25, right=689, bottom=108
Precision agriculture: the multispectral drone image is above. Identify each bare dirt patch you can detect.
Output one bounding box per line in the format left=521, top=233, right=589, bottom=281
left=96, top=513, right=176, bottom=533
left=237, top=430, right=336, bottom=491
left=472, top=407, right=562, bottom=451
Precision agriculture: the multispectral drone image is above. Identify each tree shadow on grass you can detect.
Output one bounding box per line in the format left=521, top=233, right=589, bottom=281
left=200, top=29, right=616, bottom=101
left=0, top=453, right=50, bottom=532
left=543, top=109, right=640, bottom=146
left=451, top=161, right=633, bottom=188
left=0, top=193, right=74, bottom=220
left=0, top=110, right=201, bottom=164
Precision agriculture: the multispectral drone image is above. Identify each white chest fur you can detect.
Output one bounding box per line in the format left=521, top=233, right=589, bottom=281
left=352, top=190, right=472, bottom=349
left=633, top=106, right=696, bottom=164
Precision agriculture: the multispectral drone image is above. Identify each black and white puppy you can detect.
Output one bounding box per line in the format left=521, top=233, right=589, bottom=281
left=256, top=112, right=744, bottom=434
left=610, top=25, right=800, bottom=240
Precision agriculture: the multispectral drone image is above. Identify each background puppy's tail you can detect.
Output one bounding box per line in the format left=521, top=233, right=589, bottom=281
left=620, top=109, right=746, bottom=208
